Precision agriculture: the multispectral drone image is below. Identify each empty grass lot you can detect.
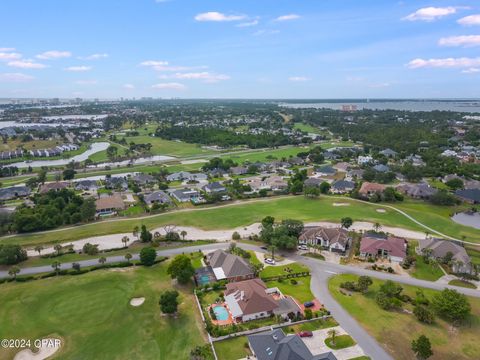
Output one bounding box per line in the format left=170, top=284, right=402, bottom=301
left=0, top=261, right=208, bottom=359
left=329, top=274, right=480, bottom=360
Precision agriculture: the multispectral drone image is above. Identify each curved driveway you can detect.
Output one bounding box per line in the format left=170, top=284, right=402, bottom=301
left=2, top=243, right=480, bottom=359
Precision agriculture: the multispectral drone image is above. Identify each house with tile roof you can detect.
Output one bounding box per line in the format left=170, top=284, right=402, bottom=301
left=206, top=249, right=254, bottom=282
left=299, top=227, right=351, bottom=254
left=360, top=233, right=407, bottom=263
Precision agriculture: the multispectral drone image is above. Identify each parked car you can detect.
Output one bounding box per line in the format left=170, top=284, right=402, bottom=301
left=298, top=331, right=313, bottom=338
left=260, top=246, right=268, bottom=250
left=297, top=245, right=308, bottom=251
left=264, top=258, right=276, bottom=265
left=304, top=301, right=314, bottom=308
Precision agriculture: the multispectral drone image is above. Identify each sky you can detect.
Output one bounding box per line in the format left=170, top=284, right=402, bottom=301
left=1, top=0, right=480, bottom=99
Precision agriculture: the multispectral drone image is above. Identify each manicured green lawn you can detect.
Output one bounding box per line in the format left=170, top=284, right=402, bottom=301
left=265, top=276, right=313, bottom=303
left=293, top=122, right=321, bottom=134
left=329, top=274, right=480, bottom=360
left=214, top=336, right=251, bottom=360
left=260, top=262, right=310, bottom=278
left=411, top=255, right=444, bottom=281
left=0, top=261, right=208, bottom=360
left=283, top=318, right=338, bottom=333
left=325, top=334, right=356, bottom=349
left=4, top=196, right=480, bottom=248
left=247, top=250, right=261, bottom=266
left=190, top=251, right=205, bottom=269
left=448, top=279, right=477, bottom=289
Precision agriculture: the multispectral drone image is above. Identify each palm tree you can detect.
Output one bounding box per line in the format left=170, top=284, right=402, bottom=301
left=133, top=226, right=139, bottom=239
left=373, top=222, right=382, bottom=233
left=181, top=230, right=187, bottom=241
left=8, top=266, right=20, bottom=280
left=121, top=236, right=130, bottom=248
left=327, top=329, right=337, bottom=346
left=34, top=245, right=44, bottom=256
left=53, top=244, right=62, bottom=255
left=99, top=257, right=107, bottom=266
left=125, top=253, right=133, bottom=263
left=51, top=261, right=61, bottom=274
left=268, top=244, right=278, bottom=260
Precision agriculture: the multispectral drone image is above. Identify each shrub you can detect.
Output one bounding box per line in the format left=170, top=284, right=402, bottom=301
left=304, top=308, right=313, bottom=320
left=414, top=305, right=435, bottom=324
left=139, top=247, right=157, bottom=266
left=290, top=279, right=298, bottom=285
left=232, top=231, right=241, bottom=240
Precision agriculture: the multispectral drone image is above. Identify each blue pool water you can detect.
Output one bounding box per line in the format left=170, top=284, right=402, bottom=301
left=198, top=275, right=210, bottom=285
left=213, top=306, right=229, bottom=321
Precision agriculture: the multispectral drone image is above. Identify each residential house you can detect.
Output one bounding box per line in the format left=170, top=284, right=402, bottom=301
left=206, top=249, right=254, bottom=282
left=224, top=279, right=279, bottom=322
left=345, top=169, right=364, bottom=181
left=396, top=183, right=437, bottom=200
left=304, top=177, right=323, bottom=188
left=74, top=180, right=99, bottom=192
left=357, top=155, right=373, bottom=165
left=288, top=157, right=304, bottom=166
left=417, top=238, right=473, bottom=274
left=105, top=177, right=128, bottom=191
left=313, top=165, right=336, bottom=177
left=166, top=171, right=208, bottom=182
left=358, top=182, right=386, bottom=197
left=95, top=194, right=126, bottom=215
left=331, top=180, right=355, bottom=194
left=360, top=233, right=407, bottom=263
left=39, top=182, right=69, bottom=194
left=249, top=176, right=288, bottom=193
left=229, top=166, right=248, bottom=176
left=332, top=162, right=350, bottom=172
left=203, top=181, right=227, bottom=194
left=0, top=186, right=31, bottom=201
left=373, top=164, right=390, bottom=173
left=455, top=189, right=480, bottom=204
left=132, top=174, right=156, bottom=186
left=299, top=227, right=351, bottom=253
left=248, top=329, right=337, bottom=360
left=171, top=188, right=201, bottom=202
left=380, top=148, right=398, bottom=158
left=144, top=191, right=172, bottom=206
left=405, top=154, right=426, bottom=167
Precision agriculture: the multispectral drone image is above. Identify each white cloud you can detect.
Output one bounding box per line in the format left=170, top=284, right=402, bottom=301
left=288, top=76, right=309, bottom=82
left=462, top=67, right=480, bottom=73
left=123, top=84, right=135, bottom=89
left=7, top=60, right=47, bottom=69
left=0, top=72, right=34, bottom=82
left=274, top=14, right=301, bottom=22
left=402, top=7, right=458, bottom=22
left=0, top=47, right=15, bottom=52
left=253, top=29, right=280, bottom=36
left=141, top=60, right=207, bottom=72
left=36, top=50, right=72, bottom=60
left=75, top=80, right=97, bottom=85
left=407, top=57, right=480, bottom=69
left=369, top=82, right=391, bottom=88
left=194, top=12, right=246, bottom=22
left=458, top=14, right=480, bottom=26
left=80, top=53, right=108, bottom=60
left=152, top=82, right=186, bottom=90
left=65, top=66, right=92, bottom=72
left=237, top=20, right=259, bottom=27
left=0, top=52, right=22, bottom=61
left=439, top=35, right=480, bottom=47
left=171, top=72, right=230, bottom=83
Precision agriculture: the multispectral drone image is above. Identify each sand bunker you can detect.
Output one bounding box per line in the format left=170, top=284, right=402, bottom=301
left=14, top=338, right=61, bottom=360
left=376, top=209, right=387, bottom=213
left=333, top=203, right=350, bottom=207
left=130, top=297, right=145, bottom=307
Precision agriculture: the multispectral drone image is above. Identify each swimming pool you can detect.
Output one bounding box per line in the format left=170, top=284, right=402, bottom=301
left=198, top=275, right=211, bottom=285
left=213, top=306, right=229, bottom=321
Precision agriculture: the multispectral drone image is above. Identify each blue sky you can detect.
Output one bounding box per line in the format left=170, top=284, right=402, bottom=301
left=1, top=0, right=480, bottom=99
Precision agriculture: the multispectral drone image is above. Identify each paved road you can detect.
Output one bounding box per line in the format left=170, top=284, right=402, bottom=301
left=3, top=243, right=480, bottom=359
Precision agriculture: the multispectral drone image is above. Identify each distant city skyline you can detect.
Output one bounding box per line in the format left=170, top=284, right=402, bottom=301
left=1, top=0, right=480, bottom=98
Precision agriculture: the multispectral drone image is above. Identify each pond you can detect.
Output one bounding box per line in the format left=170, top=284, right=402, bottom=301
left=451, top=212, right=480, bottom=230
left=9, top=142, right=110, bottom=168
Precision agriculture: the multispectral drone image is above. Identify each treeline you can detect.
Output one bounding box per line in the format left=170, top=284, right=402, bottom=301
left=156, top=126, right=293, bottom=148
left=13, top=189, right=96, bottom=232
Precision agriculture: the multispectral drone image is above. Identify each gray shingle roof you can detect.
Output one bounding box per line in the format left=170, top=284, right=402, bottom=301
left=207, top=249, right=253, bottom=278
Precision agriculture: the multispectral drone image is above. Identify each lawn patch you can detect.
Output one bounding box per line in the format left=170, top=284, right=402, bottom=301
left=325, top=334, right=356, bottom=349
